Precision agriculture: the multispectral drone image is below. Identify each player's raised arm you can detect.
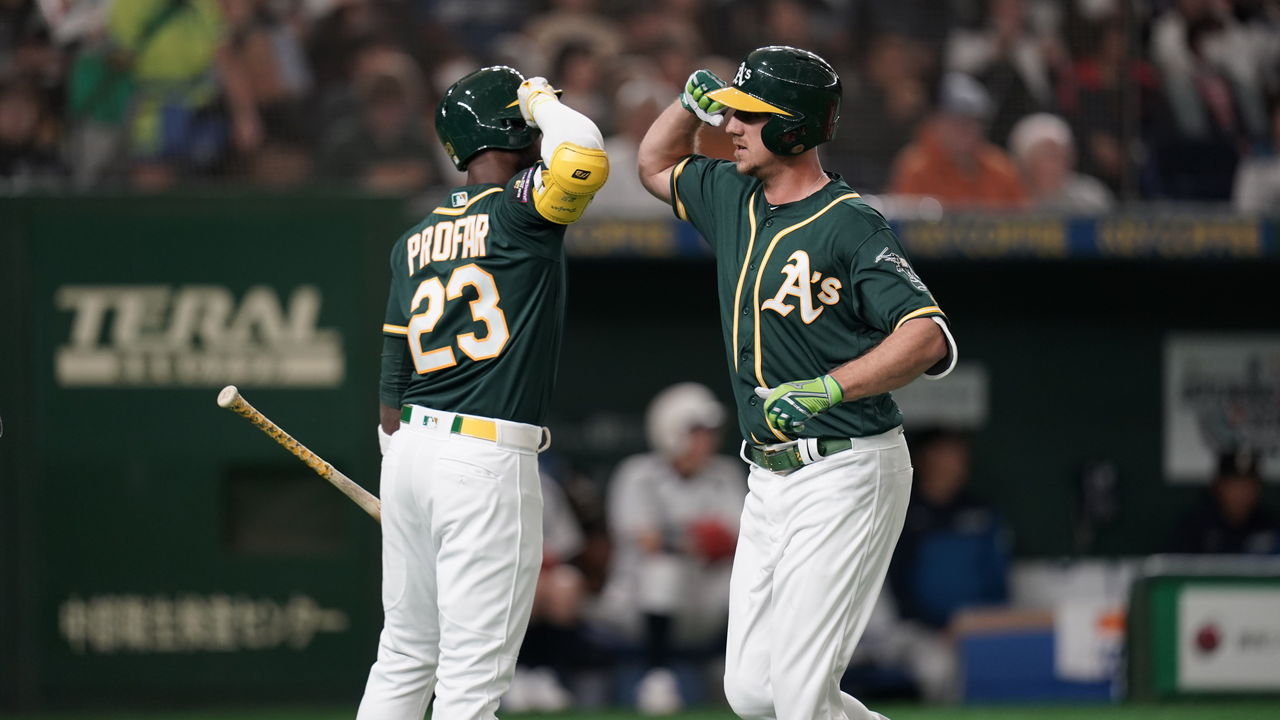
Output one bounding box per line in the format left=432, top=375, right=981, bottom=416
left=637, top=70, right=729, bottom=202
left=516, top=78, right=609, bottom=224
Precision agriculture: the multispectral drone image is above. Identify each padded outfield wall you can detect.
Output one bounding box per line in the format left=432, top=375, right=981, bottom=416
left=1, top=196, right=1277, bottom=707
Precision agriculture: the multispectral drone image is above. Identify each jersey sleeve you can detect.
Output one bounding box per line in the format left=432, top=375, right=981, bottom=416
left=668, top=154, right=734, bottom=229
left=492, top=166, right=558, bottom=232
left=382, top=239, right=410, bottom=336
left=849, top=228, right=957, bottom=378
left=380, top=239, right=413, bottom=406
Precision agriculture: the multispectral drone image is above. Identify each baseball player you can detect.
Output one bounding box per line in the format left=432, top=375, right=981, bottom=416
left=636, top=46, right=957, bottom=720
left=360, top=66, right=608, bottom=720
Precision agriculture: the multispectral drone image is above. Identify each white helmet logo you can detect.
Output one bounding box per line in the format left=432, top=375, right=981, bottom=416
left=734, top=63, right=752, bottom=86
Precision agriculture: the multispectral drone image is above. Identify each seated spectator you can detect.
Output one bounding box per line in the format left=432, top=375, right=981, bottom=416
left=1148, top=8, right=1249, bottom=199
left=833, top=32, right=933, bottom=193
left=1054, top=12, right=1163, bottom=197
left=889, top=428, right=1011, bottom=632
left=593, top=77, right=675, bottom=219
left=317, top=53, right=438, bottom=192
left=591, top=383, right=746, bottom=714
left=888, top=72, right=1027, bottom=210
left=0, top=76, right=65, bottom=189
left=102, top=0, right=261, bottom=189
left=1234, top=95, right=1280, bottom=213
left=1008, top=113, right=1113, bottom=212
left=945, top=0, right=1063, bottom=146
left=506, top=472, right=592, bottom=712
left=1170, top=451, right=1280, bottom=555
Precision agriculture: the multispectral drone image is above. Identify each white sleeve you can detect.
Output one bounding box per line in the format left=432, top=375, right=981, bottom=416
left=530, top=97, right=604, bottom=165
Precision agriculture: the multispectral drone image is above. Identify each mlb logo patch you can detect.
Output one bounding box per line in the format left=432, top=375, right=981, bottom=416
left=423, top=415, right=439, bottom=429
left=450, top=191, right=469, bottom=208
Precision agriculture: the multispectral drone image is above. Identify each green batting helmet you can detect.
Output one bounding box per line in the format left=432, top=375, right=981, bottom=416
left=435, top=66, right=535, bottom=171
left=707, top=46, right=841, bottom=155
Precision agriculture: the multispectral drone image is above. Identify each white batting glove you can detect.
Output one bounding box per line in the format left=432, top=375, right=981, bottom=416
left=517, top=77, right=560, bottom=129
left=680, top=69, right=728, bottom=127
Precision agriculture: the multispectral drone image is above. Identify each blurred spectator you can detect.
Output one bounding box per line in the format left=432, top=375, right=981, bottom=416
left=317, top=51, right=438, bottom=192
left=1055, top=12, right=1163, bottom=197
left=551, top=41, right=613, bottom=137
left=0, top=76, right=65, bottom=188
left=523, top=0, right=624, bottom=81
left=591, top=383, right=745, bottom=714
left=1153, top=0, right=1271, bottom=142
left=1170, top=451, right=1280, bottom=554
left=833, top=32, right=933, bottom=193
left=888, top=72, right=1027, bottom=210
left=888, top=428, right=1010, bottom=631
left=222, top=0, right=313, bottom=146
left=1148, top=0, right=1260, bottom=198
left=1233, top=94, right=1280, bottom=212
left=84, top=0, right=262, bottom=189
left=593, top=77, right=673, bottom=218
left=1008, top=112, right=1113, bottom=212
left=945, top=0, right=1064, bottom=146
left=506, top=473, right=591, bottom=713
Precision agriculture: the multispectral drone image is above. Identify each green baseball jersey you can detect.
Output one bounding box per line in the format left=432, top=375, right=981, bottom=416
left=381, top=167, right=566, bottom=426
left=670, top=155, right=954, bottom=444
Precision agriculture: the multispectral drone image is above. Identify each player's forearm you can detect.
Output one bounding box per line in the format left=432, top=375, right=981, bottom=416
left=637, top=101, right=701, bottom=199
left=828, top=318, right=948, bottom=402
left=530, top=96, right=604, bottom=163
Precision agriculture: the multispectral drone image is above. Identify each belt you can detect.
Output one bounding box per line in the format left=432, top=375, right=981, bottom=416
left=400, top=405, right=548, bottom=452
left=746, top=438, right=853, bottom=474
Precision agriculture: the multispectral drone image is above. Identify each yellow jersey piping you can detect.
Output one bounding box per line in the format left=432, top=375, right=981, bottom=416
left=894, top=306, right=945, bottom=331
left=731, top=191, right=759, bottom=372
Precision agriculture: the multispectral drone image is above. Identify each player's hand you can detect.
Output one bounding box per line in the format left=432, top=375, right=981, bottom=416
left=517, top=76, right=560, bottom=128
left=680, top=69, right=727, bottom=127
left=754, top=375, right=843, bottom=435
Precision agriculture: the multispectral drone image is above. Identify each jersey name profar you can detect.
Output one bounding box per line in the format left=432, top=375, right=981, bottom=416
left=406, top=214, right=491, bottom=275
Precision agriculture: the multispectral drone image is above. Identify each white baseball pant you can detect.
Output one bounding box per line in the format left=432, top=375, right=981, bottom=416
left=357, top=407, right=546, bottom=720
left=724, top=426, right=912, bottom=720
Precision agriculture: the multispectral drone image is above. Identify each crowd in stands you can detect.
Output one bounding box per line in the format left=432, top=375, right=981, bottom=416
left=1, top=0, right=1279, bottom=211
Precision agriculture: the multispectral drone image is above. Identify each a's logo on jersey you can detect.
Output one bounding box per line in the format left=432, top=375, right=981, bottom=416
left=450, top=191, right=469, bottom=208
left=875, top=247, right=928, bottom=292
left=762, top=250, right=842, bottom=324
left=734, top=63, right=752, bottom=86
left=571, top=168, right=592, bottom=180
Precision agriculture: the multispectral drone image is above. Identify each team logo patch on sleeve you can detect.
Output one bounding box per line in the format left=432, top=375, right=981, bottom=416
left=514, top=167, right=535, bottom=204
left=875, top=247, right=929, bottom=292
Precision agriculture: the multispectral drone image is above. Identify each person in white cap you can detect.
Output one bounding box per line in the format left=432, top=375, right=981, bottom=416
left=593, top=382, right=747, bottom=714
left=1008, top=112, right=1114, bottom=213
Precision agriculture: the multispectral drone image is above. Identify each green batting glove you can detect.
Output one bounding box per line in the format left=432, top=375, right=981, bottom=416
left=754, top=375, right=844, bottom=435
left=680, top=69, right=727, bottom=127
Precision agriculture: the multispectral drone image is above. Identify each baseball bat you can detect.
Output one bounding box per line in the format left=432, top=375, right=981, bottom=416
left=216, top=385, right=382, bottom=524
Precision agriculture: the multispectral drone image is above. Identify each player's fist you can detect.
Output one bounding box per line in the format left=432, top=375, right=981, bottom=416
left=688, top=517, right=736, bottom=563
left=517, top=76, right=560, bottom=128
left=680, top=69, right=727, bottom=127
left=755, top=375, right=843, bottom=435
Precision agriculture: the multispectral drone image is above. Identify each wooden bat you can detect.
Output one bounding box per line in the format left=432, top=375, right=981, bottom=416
left=217, top=385, right=382, bottom=524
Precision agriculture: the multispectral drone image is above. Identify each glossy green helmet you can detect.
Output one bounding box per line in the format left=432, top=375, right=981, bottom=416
left=435, top=66, right=535, bottom=171
left=706, top=46, right=841, bottom=155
